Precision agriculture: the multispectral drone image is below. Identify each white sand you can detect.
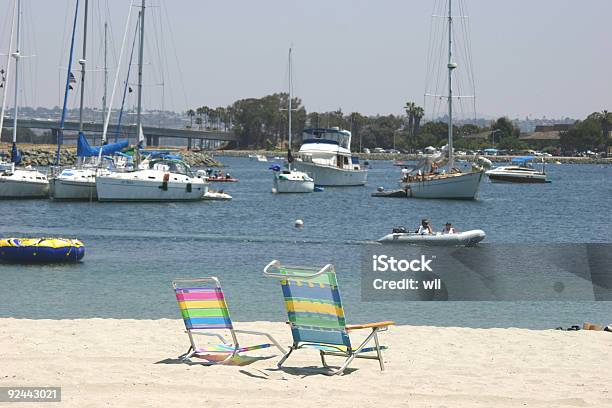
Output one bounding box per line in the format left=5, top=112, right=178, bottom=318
left=0, top=318, right=610, bottom=407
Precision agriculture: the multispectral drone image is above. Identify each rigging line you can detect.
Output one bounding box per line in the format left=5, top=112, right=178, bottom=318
left=151, top=2, right=168, bottom=114
left=115, top=12, right=139, bottom=142
left=100, top=0, right=135, bottom=146
left=0, top=0, right=16, bottom=139
left=161, top=2, right=189, bottom=110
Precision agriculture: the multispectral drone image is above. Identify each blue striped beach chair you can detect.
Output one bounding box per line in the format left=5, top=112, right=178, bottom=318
left=263, top=260, right=395, bottom=375
left=172, top=277, right=285, bottom=365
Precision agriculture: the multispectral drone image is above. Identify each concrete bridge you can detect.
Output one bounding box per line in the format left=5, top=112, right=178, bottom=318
left=2, top=117, right=239, bottom=149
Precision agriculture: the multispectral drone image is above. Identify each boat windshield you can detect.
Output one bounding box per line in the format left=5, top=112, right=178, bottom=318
left=149, top=159, right=194, bottom=177
left=302, top=128, right=351, bottom=149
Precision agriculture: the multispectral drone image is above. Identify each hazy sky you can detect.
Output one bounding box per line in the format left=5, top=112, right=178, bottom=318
left=1, top=0, right=610, bottom=119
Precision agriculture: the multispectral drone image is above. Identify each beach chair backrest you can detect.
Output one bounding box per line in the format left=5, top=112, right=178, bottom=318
left=172, top=277, right=233, bottom=331
left=265, top=261, right=351, bottom=349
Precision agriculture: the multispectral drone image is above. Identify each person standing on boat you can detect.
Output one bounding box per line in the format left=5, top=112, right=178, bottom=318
left=417, top=219, right=433, bottom=235
left=442, top=222, right=456, bottom=234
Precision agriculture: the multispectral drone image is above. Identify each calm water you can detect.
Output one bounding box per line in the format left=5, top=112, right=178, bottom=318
left=1, top=157, right=611, bottom=328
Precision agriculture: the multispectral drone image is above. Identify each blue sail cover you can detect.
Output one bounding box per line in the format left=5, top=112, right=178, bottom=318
left=10, top=142, right=21, bottom=164
left=511, top=156, right=534, bottom=163
left=77, top=132, right=129, bottom=157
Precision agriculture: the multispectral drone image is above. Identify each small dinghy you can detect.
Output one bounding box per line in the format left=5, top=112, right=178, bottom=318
left=0, top=237, right=85, bottom=263
left=207, top=176, right=239, bottom=183
left=371, top=187, right=408, bottom=198
left=202, top=191, right=232, bottom=201
left=378, top=228, right=485, bottom=246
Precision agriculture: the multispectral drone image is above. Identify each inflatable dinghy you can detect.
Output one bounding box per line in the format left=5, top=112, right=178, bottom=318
left=0, top=237, right=85, bottom=263
left=202, top=191, right=232, bottom=201
left=378, top=229, right=485, bottom=246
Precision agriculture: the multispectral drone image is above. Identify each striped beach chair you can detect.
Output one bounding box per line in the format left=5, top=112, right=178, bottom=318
left=263, top=260, right=395, bottom=375
left=172, top=277, right=285, bottom=364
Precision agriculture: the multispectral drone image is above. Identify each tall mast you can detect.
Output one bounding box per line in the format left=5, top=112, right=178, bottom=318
left=55, top=0, right=80, bottom=165
left=102, top=22, right=108, bottom=130
left=78, top=0, right=88, bottom=133
left=11, top=0, right=21, bottom=145
left=135, top=0, right=145, bottom=152
left=0, top=0, right=17, bottom=139
left=287, top=47, right=292, bottom=169
left=447, top=0, right=456, bottom=170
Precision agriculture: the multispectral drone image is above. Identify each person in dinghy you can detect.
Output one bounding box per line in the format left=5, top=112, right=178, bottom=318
left=416, top=219, right=433, bottom=235
left=441, top=222, right=457, bottom=234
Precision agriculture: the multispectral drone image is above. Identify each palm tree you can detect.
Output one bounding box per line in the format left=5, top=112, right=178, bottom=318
left=413, top=106, right=424, bottom=137
left=195, top=107, right=205, bottom=130
left=186, top=109, right=195, bottom=129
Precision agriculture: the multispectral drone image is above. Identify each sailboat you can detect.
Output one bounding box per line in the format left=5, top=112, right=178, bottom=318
left=399, top=0, right=483, bottom=200
left=50, top=0, right=128, bottom=200
left=271, top=48, right=314, bottom=194
left=0, top=0, right=49, bottom=199
left=95, top=0, right=207, bottom=202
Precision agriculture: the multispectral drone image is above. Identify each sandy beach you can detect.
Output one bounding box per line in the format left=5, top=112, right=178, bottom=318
left=0, top=318, right=610, bottom=407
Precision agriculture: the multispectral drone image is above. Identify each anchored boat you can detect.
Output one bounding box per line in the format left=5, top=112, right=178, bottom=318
left=293, top=127, right=367, bottom=186
left=486, top=156, right=549, bottom=183
left=378, top=229, right=486, bottom=246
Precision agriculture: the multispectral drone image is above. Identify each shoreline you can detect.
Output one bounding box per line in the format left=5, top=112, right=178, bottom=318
left=1, top=318, right=610, bottom=407
left=3, top=144, right=610, bottom=165
left=210, top=149, right=612, bottom=164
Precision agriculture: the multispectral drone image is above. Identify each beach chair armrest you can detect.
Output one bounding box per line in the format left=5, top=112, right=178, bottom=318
left=233, top=329, right=287, bottom=354
left=345, top=321, right=395, bottom=331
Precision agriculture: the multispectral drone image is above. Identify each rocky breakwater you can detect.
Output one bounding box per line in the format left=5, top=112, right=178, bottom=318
left=0, top=144, right=223, bottom=168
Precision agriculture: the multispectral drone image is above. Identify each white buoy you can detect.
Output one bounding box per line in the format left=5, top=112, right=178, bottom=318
left=294, top=219, right=304, bottom=228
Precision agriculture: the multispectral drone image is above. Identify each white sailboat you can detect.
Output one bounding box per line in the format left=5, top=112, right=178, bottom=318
left=272, top=48, right=314, bottom=194
left=95, top=0, right=207, bottom=202
left=399, top=0, right=483, bottom=200
left=0, top=0, right=49, bottom=199
left=51, top=1, right=128, bottom=200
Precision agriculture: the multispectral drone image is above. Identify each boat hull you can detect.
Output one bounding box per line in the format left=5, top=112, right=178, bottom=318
left=273, top=177, right=315, bottom=193
left=487, top=173, right=548, bottom=183
left=293, top=161, right=367, bottom=186
left=50, top=178, right=97, bottom=200
left=96, top=175, right=207, bottom=202
left=400, top=171, right=483, bottom=200
left=0, top=176, right=49, bottom=199
left=378, top=229, right=486, bottom=246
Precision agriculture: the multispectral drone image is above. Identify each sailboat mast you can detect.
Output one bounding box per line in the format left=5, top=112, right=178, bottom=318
left=56, top=0, right=80, bottom=165
left=102, top=22, right=108, bottom=127
left=0, top=0, right=16, bottom=139
left=447, top=0, right=455, bottom=170
left=78, top=0, right=88, bottom=133
left=11, top=0, right=21, bottom=145
left=287, top=47, right=292, bottom=170
left=136, top=0, right=145, bottom=152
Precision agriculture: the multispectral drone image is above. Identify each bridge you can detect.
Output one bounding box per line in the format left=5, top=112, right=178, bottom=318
left=2, top=117, right=239, bottom=149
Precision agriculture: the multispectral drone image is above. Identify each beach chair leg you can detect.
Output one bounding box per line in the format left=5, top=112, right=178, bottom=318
left=331, top=328, right=380, bottom=376
left=179, top=345, right=194, bottom=360
left=277, top=346, right=294, bottom=367
left=332, top=353, right=357, bottom=376
left=373, top=330, right=385, bottom=371
left=320, top=351, right=328, bottom=368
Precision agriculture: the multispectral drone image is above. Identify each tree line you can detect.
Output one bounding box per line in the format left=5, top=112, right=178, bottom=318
left=187, top=94, right=610, bottom=155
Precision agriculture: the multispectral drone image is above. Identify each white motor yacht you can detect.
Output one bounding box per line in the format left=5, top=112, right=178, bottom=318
left=486, top=156, right=548, bottom=183
left=293, top=127, right=367, bottom=186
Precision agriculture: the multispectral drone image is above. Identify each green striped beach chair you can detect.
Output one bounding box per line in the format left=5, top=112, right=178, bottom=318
left=263, top=260, right=395, bottom=375
left=172, top=277, right=285, bottom=365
